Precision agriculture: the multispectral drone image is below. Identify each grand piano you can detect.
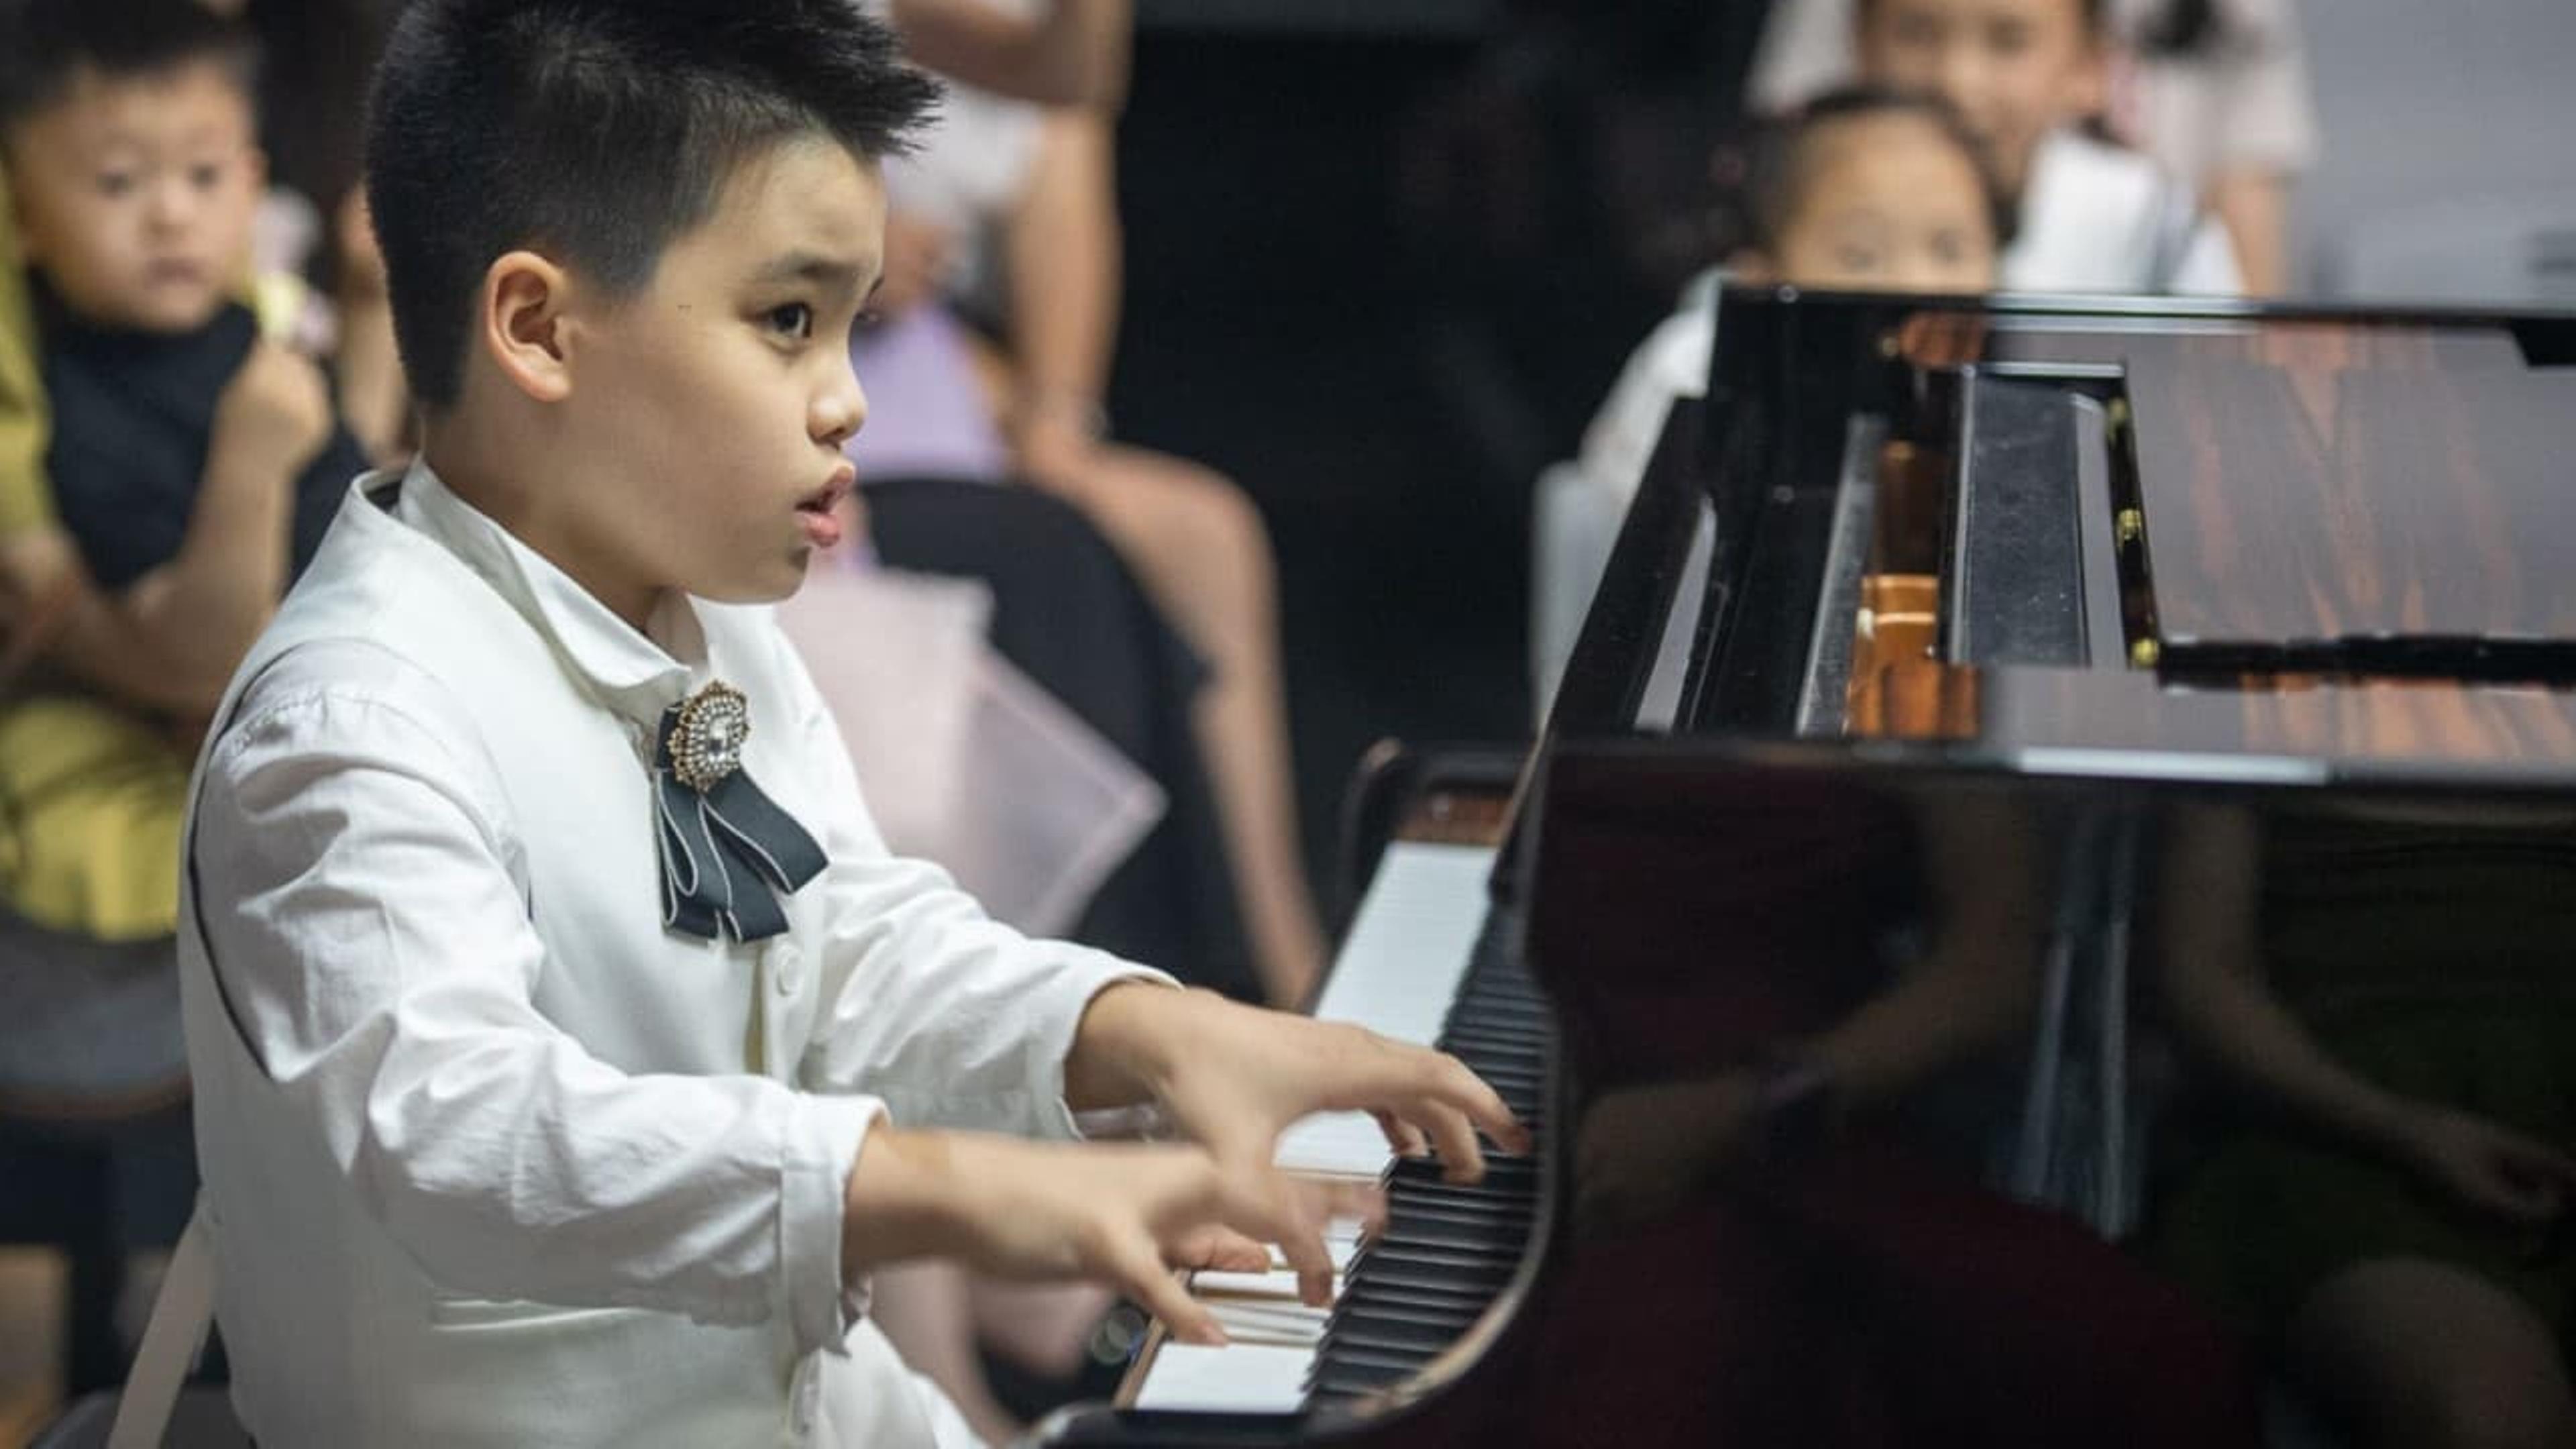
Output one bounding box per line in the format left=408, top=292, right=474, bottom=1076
left=1034, top=289, right=2576, bottom=1446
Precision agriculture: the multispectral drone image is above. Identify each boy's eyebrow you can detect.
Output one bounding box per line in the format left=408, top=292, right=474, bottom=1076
left=749, top=250, right=868, bottom=289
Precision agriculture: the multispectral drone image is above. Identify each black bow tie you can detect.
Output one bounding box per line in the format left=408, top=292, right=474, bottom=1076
left=651, top=683, right=826, bottom=942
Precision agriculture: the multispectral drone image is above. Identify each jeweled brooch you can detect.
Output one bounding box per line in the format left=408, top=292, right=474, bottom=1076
left=667, top=681, right=751, bottom=792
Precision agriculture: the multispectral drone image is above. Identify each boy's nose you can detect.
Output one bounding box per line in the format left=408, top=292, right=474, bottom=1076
left=813, top=365, right=867, bottom=451
left=1937, top=44, right=1993, bottom=109
left=146, top=175, right=198, bottom=229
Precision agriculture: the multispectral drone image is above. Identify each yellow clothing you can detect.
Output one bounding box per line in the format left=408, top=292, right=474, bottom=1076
left=0, top=168, right=191, bottom=941
left=0, top=174, right=51, bottom=533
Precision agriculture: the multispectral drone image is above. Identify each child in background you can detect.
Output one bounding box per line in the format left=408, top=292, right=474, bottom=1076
left=1753, top=0, right=2312, bottom=294
left=1534, top=87, right=2006, bottom=712
left=1851, top=0, right=2239, bottom=294
left=0, top=0, right=368, bottom=945
left=176, top=3, right=1521, bottom=1444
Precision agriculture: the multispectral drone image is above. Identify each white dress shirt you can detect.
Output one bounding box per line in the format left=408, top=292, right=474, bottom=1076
left=177, top=462, right=1168, bottom=1448
left=2008, top=129, right=2244, bottom=297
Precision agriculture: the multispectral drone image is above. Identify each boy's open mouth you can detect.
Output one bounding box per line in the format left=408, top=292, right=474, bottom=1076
left=796, top=474, right=852, bottom=517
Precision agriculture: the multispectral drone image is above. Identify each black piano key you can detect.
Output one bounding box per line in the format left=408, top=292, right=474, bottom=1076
left=1342, top=1260, right=1514, bottom=1300
left=1371, top=1221, right=1526, bottom=1254
left=1339, top=1284, right=1483, bottom=1320
left=1311, top=1342, right=1433, bottom=1377
left=1336, top=1267, right=1502, bottom=1309
left=1392, top=1149, right=1537, bottom=1179
left=1364, top=1239, right=1522, bottom=1272
left=1332, top=1298, right=1485, bottom=1334
left=1326, top=1322, right=1452, bottom=1358
left=1259, top=906, right=1556, bottom=1413
left=1307, top=1360, right=1415, bottom=1399
left=1371, top=1211, right=1529, bottom=1245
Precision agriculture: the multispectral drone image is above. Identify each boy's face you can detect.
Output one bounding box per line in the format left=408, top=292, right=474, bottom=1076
left=1748, top=111, right=1999, bottom=294
left=542, top=138, right=879, bottom=612
left=1854, top=0, right=2103, bottom=197
left=4, top=61, right=264, bottom=333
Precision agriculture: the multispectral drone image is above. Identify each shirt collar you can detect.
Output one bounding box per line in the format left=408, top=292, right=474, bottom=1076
left=384, top=458, right=704, bottom=724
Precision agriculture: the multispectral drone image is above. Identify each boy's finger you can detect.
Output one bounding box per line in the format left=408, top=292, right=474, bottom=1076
left=1374, top=1109, right=1430, bottom=1160
left=1387, top=1049, right=1528, bottom=1157
left=1434, top=1059, right=1532, bottom=1155
left=1295, top=1177, right=1385, bottom=1235
left=1165, top=1224, right=1271, bottom=1273
left=1109, top=1226, right=1226, bottom=1347
left=1413, top=1100, right=1489, bottom=1185
left=1216, top=1172, right=1337, bottom=1307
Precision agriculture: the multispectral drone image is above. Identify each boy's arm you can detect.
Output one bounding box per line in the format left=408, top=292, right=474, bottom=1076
left=786, top=654, right=1525, bottom=1305
left=199, top=655, right=876, bottom=1353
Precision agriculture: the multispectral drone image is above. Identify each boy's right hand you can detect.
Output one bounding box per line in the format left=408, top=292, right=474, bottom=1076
left=843, top=1127, right=1370, bottom=1346
left=212, top=340, right=335, bottom=482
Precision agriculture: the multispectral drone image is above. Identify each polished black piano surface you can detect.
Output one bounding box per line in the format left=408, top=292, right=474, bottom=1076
left=1036, top=288, right=2576, bottom=1448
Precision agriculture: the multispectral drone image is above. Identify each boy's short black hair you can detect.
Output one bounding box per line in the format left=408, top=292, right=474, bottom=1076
left=1727, top=86, right=2017, bottom=258
left=367, top=0, right=942, bottom=409
left=0, top=0, right=260, bottom=138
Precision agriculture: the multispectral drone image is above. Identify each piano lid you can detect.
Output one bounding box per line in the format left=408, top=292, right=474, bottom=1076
left=2128, top=361, right=2576, bottom=674
left=1669, top=286, right=2576, bottom=785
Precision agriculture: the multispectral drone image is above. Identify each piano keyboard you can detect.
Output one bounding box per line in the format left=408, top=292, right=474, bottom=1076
left=1128, top=841, right=1551, bottom=1414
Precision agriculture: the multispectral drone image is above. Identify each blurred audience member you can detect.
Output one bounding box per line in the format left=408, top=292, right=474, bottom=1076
left=857, top=74, right=1327, bottom=1013
left=0, top=0, right=368, bottom=948
left=1754, top=0, right=2293, bottom=290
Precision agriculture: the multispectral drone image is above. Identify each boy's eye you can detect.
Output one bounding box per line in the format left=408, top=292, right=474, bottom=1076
left=190, top=164, right=225, bottom=190
left=1986, top=18, right=2033, bottom=54
left=96, top=172, right=137, bottom=199
left=765, top=303, right=816, bottom=341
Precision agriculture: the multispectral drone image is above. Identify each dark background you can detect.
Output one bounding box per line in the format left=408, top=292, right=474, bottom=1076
left=1108, top=11, right=1743, bottom=900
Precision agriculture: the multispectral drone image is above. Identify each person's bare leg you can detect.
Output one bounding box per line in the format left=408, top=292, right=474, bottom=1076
left=1057, top=445, right=1326, bottom=1008
left=971, top=1280, right=1120, bottom=1381
left=2284, top=1256, right=2576, bottom=1449
left=871, top=1260, right=1026, bottom=1448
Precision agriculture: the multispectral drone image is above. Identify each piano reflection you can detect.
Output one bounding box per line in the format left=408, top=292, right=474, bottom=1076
left=1032, top=290, right=2576, bottom=1447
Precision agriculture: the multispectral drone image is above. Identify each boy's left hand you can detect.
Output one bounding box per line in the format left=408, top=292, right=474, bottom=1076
left=1070, top=984, right=1532, bottom=1301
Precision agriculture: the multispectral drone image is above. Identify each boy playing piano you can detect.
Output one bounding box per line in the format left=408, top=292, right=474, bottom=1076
left=174, top=3, right=1521, bottom=1445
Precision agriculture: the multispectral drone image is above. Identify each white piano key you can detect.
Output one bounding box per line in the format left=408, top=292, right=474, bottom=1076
left=1188, top=1267, right=1307, bottom=1299
left=1276, top=843, right=1495, bottom=1179
left=1264, top=1235, right=1360, bottom=1273
left=1205, top=1299, right=1332, bottom=1342
left=1130, top=1342, right=1314, bottom=1413
left=1302, top=843, right=1497, bottom=1045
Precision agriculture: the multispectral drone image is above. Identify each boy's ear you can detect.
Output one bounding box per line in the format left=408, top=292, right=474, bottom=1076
left=480, top=251, right=575, bottom=404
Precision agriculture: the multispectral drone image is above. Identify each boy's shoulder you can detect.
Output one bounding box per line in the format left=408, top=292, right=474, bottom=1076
left=217, top=479, right=528, bottom=726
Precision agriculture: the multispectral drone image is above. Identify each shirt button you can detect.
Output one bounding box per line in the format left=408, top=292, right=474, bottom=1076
left=771, top=943, right=802, bottom=998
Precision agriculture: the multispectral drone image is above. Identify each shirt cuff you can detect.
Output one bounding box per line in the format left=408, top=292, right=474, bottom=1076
left=1031, top=951, right=1181, bottom=1142
left=784, top=1089, right=886, bottom=1358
